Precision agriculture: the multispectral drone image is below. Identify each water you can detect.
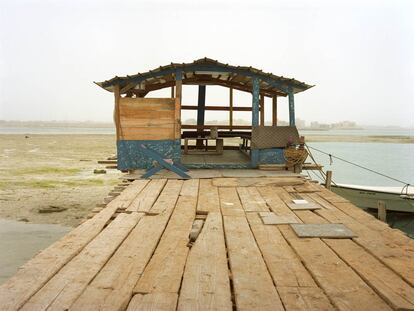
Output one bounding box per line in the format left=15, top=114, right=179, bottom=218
left=307, top=142, right=414, bottom=188
left=0, top=127, right=115, bottom=135
left=0, top=219, right=70, bottom=284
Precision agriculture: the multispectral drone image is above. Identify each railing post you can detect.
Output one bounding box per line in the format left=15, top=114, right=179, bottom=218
left=325, top=170, right=332, bottom=190
left=377, top=201, right=387, bottom=222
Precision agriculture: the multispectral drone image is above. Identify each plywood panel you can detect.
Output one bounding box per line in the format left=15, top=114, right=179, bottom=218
left=119, top=97, right=175, bottom=140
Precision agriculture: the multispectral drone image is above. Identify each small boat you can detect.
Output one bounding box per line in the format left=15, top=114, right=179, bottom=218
left=331, top=183, right=414, bottom=213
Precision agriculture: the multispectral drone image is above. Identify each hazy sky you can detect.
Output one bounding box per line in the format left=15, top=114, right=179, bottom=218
left=0, top=0, right=413, bottom=127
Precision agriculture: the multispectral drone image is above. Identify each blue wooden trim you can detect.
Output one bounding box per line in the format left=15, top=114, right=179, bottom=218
left=117, top=140, right=181, bottom=170
left=251, top=77, right=260, bottom=168
left=197, top=85, right=206, bottom=127
left=142, top=166, right=163, bottom=179
left=258, top=148, right=285, bottom=164
left=185, top=163, right=251, bottom=169
left=175, top=69, right=183, bottom=81
left=104, top=64, right=293, bottom=93
left=138, top=144, right=190, bottom=179
left=288, top=86, right=295, bottom=126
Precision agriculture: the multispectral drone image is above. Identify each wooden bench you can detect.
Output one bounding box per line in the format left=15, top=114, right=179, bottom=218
left=183, top=138, right=224, bottom=155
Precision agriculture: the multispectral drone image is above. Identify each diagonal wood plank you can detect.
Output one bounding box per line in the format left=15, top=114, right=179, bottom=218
left=279, top=225, right=392, bottom=311
left=21, top=212, right=143, bottom=311
left=127, top=179, right=167, bottom=212
left=0, top=180, right=148, bottom=311
left=69, top=180, right=183, bottom=311
left=133, top=179, right=199, bottom=295
left=197, top=178, right=220, bottom=213
left=237, top=186, right=269, bottom=212
left=324, top=238, right=414, bottom=311
left=246, top=212, right=316, bottom=288
left=223, top=215, right=284, bottom=311
left=177, top=212, right=232, bottom=311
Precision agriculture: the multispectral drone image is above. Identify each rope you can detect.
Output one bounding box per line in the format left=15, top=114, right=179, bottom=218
left=306, top=144, right=412, bottom=191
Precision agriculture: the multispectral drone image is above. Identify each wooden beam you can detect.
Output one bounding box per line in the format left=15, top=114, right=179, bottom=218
left=182, top=124, right=251, bottom=130
left=175, top=71, right=182, bottom=139
left=288, top=87, right=295, bottom=126
left=272, top=96, right=277, bottom=126
left=114, top=85, right=121, bottom=140
left=260, top=94, right=265, bottom=126
left=181, top=105, right=251, bottom=112
left=171, top=86, right=175, bottom=98
left=120, top=83, right=136, bottom=94
left=229, top=88, right=233, bottom=131
left=197, top=85, right=206, bottom=129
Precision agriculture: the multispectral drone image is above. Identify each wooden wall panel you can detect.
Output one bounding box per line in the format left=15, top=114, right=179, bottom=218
left=119, top=97, right=176, bottom=140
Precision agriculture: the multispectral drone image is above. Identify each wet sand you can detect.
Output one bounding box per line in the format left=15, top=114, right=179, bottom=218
left=0, top=134, right=122, bottom=227
left=0, top=219, right=70, bottom=284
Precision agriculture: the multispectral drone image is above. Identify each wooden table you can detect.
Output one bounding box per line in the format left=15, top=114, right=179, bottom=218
left=183, top=137, right=224, bottom=155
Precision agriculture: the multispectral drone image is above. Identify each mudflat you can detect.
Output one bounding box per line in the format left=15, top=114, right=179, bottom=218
left=0, top=134, right=121, bottom=227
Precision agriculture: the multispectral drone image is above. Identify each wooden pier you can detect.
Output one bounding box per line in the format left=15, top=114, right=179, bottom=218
left=1, top=175, right=414, bottom=311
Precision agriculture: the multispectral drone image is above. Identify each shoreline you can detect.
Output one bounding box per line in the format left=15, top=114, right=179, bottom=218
left=0, top=133, right=413, bottom=144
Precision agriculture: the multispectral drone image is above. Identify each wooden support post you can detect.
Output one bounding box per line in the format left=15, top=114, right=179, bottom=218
left=377, top=201, right=387, bottom=222
left=251, top=77, right=260, bottom=168
left=175, top=70, right=183, bottom=139
left=171, top=86, right=175, bottom=98
left=272, top=95, right=277, bottom=126
left=229, top=87, right=233, bottom=131
left=325, top=170, right=332, bottom=190
left=114, top=84, right=121, bottom=140
left=197, top=85, right=206, bottom=129
left=260, top=94, right=265, bottom=126
left=288, top=87, right=295, bottom=126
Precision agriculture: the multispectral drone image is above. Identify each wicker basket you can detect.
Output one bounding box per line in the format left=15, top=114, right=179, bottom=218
left=284, top=147, right=308, bottom=167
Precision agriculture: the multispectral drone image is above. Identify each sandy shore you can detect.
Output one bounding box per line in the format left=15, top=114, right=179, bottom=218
left=0, top=134, right=122, bottom=227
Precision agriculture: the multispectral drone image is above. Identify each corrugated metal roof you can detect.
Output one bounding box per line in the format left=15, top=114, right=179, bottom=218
left=95, top=57, right=314, bottom=97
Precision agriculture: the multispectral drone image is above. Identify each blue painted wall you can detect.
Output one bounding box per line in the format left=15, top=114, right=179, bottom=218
left=117, top=139, right=181, bottom=170
left=258, top=148, right=285, bottom=164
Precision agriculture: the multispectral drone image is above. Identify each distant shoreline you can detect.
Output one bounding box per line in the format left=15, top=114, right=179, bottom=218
left=0, top=132, right=413, bottom=144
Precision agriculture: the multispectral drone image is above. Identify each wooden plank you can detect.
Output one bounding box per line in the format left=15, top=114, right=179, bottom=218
left=279, top=225, right=393, bottom=311
left=237, top=186, right=269, bottom=212
left=119, top=97, right=176, bottom=107
left=133, top=179, right=199, bottom=294
left=218, top=187, right=245, bottom=217
left=324, top=239, right=414, bottom=311
left=260, top=94, right=265, bottom=125
left=278, top=287, right=334, bottom=311
left=120, top=127, right=175, bottom=140
left=177, top=213, right=232, bottom=311
left=257, top=186, right=301, bottom=221
left=114, top=84, right=121, bottom=140
left=316, top=201, right=414, bottom=287
left=246, top=212, right=316, bottom=288
left=212, top=177, right=304, bottom=187
left=127, top=179, right=167, bottom=212
left=0, top=180, right=148, bottom=311
left=223, top=215, right=284, bottom=311
left=21, top=213, right=143, bottom=311
left=70, top=180, right=183, bottom=311
left=260, top=214, right=300, bottom=225
left=197, top=179, right=220, bottom=213
left=127, top=293, right=177, bottom=311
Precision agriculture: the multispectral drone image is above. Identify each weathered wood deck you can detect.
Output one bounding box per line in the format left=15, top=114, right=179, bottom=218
left=1, top=176, right=414, bottom=311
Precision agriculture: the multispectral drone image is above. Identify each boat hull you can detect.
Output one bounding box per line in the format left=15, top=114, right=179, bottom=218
left=331, top=185, right=414, bottom=213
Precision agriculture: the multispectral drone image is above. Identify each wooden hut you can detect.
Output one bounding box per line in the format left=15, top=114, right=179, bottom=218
left=95, top=58, right=313, bottom=171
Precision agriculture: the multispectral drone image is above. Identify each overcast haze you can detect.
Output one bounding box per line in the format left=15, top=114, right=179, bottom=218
left=0, top=0, right=413, bottom=127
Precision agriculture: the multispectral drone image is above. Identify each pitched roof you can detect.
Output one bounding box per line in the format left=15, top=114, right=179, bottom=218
left=95, top=57, right=313, bottom=97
